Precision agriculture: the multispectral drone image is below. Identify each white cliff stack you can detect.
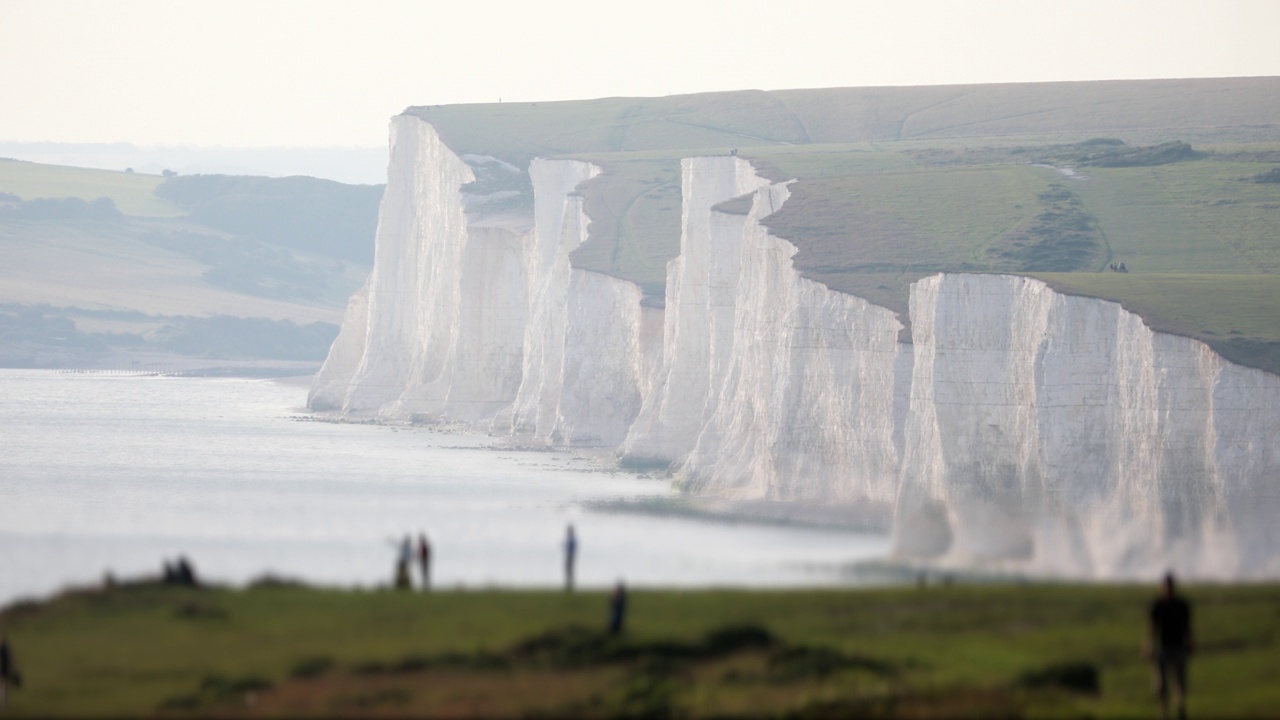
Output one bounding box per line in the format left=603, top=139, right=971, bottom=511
left=894, top=273, right=1280, bottom=579
left=308, top=116, right=529, bottom=419
left=622, top=157, right=906, bottom=504
left=310, top=116, right=658, bottom=445
left=496, top=157, right=660, bottom=446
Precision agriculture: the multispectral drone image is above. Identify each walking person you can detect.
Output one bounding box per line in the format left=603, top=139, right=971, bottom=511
left=416, top=533, right=432, bottom=591
left=1148, top=572, right=1193, bottom=720
left=564, top=524, right=578, bottom=592
left=608, top=581, right=627, bottom=635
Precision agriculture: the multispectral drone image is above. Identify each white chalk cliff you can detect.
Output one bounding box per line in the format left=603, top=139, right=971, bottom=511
left=312, top=113, right=1280, bottom=579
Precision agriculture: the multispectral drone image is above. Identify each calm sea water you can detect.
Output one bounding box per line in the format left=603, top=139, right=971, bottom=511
left=0, top=370, right=888, bottom=604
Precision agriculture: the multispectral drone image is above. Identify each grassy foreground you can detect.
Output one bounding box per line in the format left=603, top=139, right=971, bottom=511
left=2, top=582, right=1277, bottom=717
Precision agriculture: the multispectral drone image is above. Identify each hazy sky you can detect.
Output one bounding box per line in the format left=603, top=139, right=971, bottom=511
left=3, top=0, right=1278, bottom=149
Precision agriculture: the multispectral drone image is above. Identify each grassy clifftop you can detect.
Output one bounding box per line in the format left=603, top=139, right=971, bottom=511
left=3, top=582, right=1278, bottom=717
left=411, top=77, right=1280, bottom=373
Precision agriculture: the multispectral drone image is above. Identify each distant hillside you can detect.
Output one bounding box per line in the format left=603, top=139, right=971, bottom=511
left=0, top=159, right=382, bottom=368
left=155, top=174, right=382, bottom=264
left=407, top=77, right=1280, bottom=374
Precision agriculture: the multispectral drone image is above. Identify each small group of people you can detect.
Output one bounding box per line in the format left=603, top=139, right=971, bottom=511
left=390, top=533, right=432, bottom=590
left=161, top=556, right=198, bottom=586
left=1108, top=262, right=1130, bottom=272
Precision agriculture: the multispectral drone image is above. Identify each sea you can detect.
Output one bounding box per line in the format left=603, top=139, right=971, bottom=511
left=0, top=369, right=890, bottom=605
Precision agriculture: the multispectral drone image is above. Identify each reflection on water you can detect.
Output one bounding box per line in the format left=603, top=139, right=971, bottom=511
left=0, top=370, right=888, bottom=604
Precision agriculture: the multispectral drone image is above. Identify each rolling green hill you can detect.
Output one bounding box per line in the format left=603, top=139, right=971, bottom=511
left=415, top=77, right=1280, bottom=373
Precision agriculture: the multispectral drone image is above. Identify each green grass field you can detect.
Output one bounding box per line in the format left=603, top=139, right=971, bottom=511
left=0, top=159, right=184, bottom=217
left=2, top=582, right=1277, bottom=717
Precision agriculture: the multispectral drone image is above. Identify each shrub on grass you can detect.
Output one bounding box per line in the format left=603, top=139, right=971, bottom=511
left=1016, top=661, right=1100, bottom=694
left=290, top=655, right=334, bottom=679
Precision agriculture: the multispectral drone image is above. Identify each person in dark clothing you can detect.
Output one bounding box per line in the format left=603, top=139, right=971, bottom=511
left=608, top=581, right=627, bottom=635
left=1149, top=572, right=1193, bottom=720
left=0, top=633, right=18, bottom=710
left=416, top=533, right=432, bottom=591
left=564, top=525, right=578, bottom=592
left=175, top=556, right=197, bottom=586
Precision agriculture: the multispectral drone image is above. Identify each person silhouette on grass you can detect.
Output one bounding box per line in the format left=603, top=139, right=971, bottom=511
left=608, top=581, right=627, bottom=635
left=0, top=633, right=18, bottom=710
left=1148, top=571, right=1193, bottom=720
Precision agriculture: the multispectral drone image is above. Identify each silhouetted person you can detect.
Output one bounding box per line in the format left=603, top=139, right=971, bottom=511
left=0, top=633, right=18, bottom=710
left=175, top=556, right=197, bottom=586
left=564, top=525, right=578, bottom=592
left=608, top=581, right=627, bottom=635
left=1149, top=572, right=1193, bottom=720
left=417, top=533, right=432, bottom=591
left=388, top=534, right=413, bottom=589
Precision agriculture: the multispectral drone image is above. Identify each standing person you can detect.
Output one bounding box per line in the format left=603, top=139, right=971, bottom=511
left=416, top=533, right=432, bottom=591
left=1148, top=572, right=1193, bottom=720
left=608, top=581, right=627, bottom=635
left=0, top=633, right=17, bottom=710
left=388, top=534, right=412, bottom=590
left=564, top=524, right=578, bottom=592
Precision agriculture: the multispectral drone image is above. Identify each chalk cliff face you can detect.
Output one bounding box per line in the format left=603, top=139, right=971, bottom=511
left=309, top=117, right=657, bottom=443
left=312, top=114, right=1280, bottom=579
left=895, top=274, right=1280, bottom=579
left=620, top=158, right=906, bottom=505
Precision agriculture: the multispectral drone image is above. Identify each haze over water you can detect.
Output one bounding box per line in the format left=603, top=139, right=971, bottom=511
left=0, top=370, right=888, bottom=605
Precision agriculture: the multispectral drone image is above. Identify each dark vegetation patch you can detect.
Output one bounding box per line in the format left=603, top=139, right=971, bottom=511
left=138, top=229, right=358, bottom=305
left=335, top=624, right=899, bottom=718
left=172, top=600, right=228, bottom=621
left=1250, top=166, right=1280, bottom=183
left=908, top=139, right=1206, bottom=169
left=1016, top=661, right=1101, bottom=695
left=767, top=645, right=896, bottom=681
left=0, top=195, right=124, bottom=222
left=1034, top=140, right=1204, bottom=167
left=158, top=673, right=273, bottom=711
left=985, top=184, right=1105, bottom=272
left=290, top=656, right=335, bottom=679
left=155, top=175, right=382, bottom=264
